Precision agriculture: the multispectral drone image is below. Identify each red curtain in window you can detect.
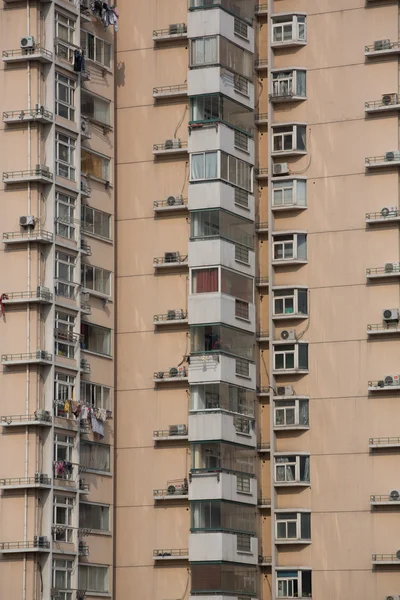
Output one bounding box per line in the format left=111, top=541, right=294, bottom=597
left=194, top=268, right=218, bottom=293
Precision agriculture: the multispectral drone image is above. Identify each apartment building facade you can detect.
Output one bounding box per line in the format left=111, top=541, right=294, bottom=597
left=0, top=0, right=116, bottom=598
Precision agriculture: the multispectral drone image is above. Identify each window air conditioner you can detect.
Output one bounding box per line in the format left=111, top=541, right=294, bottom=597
left=384, top=151, right=400, bottom=162
left=383, top=375, right=400, bottom=387
left=169, top=424, right=187, bottom=436
left=381, top=206, right=398, bottom=218
left=20, top=36, right=35, bottom=49
left=389, top=489, right=400, bottom=501
left=20, top=215, right=35, bottom=227
left=374, top=39, right=391, bottom=51
left=164, top=251, right=179, bottom=263
left=382, top=309, right=399, bottom=322
left=382, top=93, right=398, bottom=106
left=166, top=195, right=183, bottom=206
left=273, top=162, right=289, bottom=176
left=385, top=262, right=400, bottom=273
left=280, top=329, right=296, bottom=341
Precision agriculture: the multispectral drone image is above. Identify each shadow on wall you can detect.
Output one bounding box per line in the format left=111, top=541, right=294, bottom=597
left=116, top=62, right=126, bottom=87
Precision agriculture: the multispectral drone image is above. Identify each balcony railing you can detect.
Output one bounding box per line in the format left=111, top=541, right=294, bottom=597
left=367, top=265, right=400, bottom=277
left=2, top=289, right=53, bottom=303
left=255, top=113, right=268, bottom=124
left=0, top=539, right=50, bottom=551
left=365, top=154, right=400, bottom=167
left=153, top=140, right=188, bottom=153
left=54, top=328, right=84, bottom=343
left=256, top=277, right=269, bottom=287
left=0, top=475, right=51, bottom=488
left=255, top=4, right=268, bottom=14
left=153, top=254, right=188, bottom=267
left=1, top=412, right=51, bottom=425
left=154, top=479, right=188, bottom=498
left=256, top=330, right=270, bottom=341
left=370, top=494, right=400, bottom=504
left=366, top=209, right=399, bottom=221
left=255, top=58, right=268, bottom=69
left=153, top=84, right=188, bottom=97
left=3, top=107, right=53, bottom=122
left=372, top=553, right=400, bottom=563
left=255, top=168, right=268, bottom=178
left=2, top=46, right=53, bottom=61
left=153, top=368, right=188, bottom=381
left=153, top=25, right=187, bottom=39
left=153, top=426, right=188, bottom=439
left=153, top=310, right=188, bottom=323
left=3, top=167, right=53, bottom=182
left=367, top=323, right=400, bottom=333
left=258, top=442, right=271, bottom=452
left=56, top=280, right=79, bottom=300
left=365, top=40, right=400, bottom=53
left=3, top=230, right=53, bottom=243
left=258, top=555, right=272, bottom=565
left=78, top=542, right=90, bottom=556
left=365, top=96, right=400, bottom=110
left=153, top=197, right=188, bottom=211
left=255, top=221, right=268, bottom=233
left=257, top=386, right=271, bottom=396
left=1, top=351, right=52, bottom=364
left=258, top=497, right=271, bottom=507
left=153, top=548, right=188, bottom=559
left=370, top=437, right=400, bottom=446
left=368, top=379, right=400, bottom=390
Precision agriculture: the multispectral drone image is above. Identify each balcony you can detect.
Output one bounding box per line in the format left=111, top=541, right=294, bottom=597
left=365, top=40, right=400, bottom=58
left=368, top=378, right=400, bottom=392
left=1, top=411, right=52, bottom=428
left=255, top=58, right=268, bottom=72
left=153, top=310, right=188, bottom=327
left=189, top=412, right=256, bottom=448
left=366, top=208, right=400, bottom=225
left=188, top=67, right=255, bottom=111
left=189, top=532, right=258, bottom=565
left=2, top=46, right=53, bottom=64
left=367, top=322, right=400, bottom=336
left=370, top=493, right=400, bottom=506
left=365, top=153, right=400, bottom=169
left=0, top=475, right=51, bottom=491
left=256, top=330, right=269, bottom=343
left=255, top=112, right=268, bottom=126
left=153, top=84, right=188, bottom=100
left=366, top=264, right=400, bottom=280
left=189, top=470, right=257, bottom=504
left=255, top=277, right=269, bottom=290
left=255, top=221, right=268, bottom=235
left=257, top=386, right=270, bottom=398
left=3, top=167, right=53, bottom=184
left=153, top=253, right=188, bottom=270
left=2, top=288, right=53, bottom=305
left=1, top=351, right=52, bottom=366
left=153, top=425, right=188, bottom=442
left=372, top=552, right=400, bottom=566
left=3, top=230, right=53, bottom=245
left=258, top=555, right=272, bottom=567
left=153, top=140, right=188, bottom=156
left=270, top=90, right=306, bottom=104
left=153, top=367, right=188, bottom=384
left=255, top=4, right=268, bottom=16
left=369, top=437, right=400, bottom=450
left=189, top=353, right=256, bottom=389
left=258, top=497, right=271, bottom=509
left=78, top=541, right=90, bottom=557
left=153, top=479, right=189, bottom=501
left=153, top=24, right=187, bottom=42
left=3, top=107, right=53, bottom=124
left=153, top=548, right=189, bottom=561
left=80, top=358, right=91, bottom=374
left=365, top=95, right=400, bottom=115
left=255, top=168, right=268, bottom=181
left=0, top=539, right=50, bottom=554
left=258, top=442, right=271, bottom=454
left=189, top=294, right=255, bottom=332
left=153, top=197, right=188, bottom=214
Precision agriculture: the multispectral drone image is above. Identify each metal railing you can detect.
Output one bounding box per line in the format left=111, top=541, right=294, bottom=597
left=3, top=167, right=53, bottom=181
left=365, top=96, right=399, bottom=110
left=255, top=113, right=268, bottom=123
left=257, top=386, right=270, bottom=395
left=55, top=280, right=78, bottom=300
left=0, top=475, right=51, bottom=487
left=153, top=548, right=188, bottom=558
left=1, top=351, right=52, bottom=363
left=153, top=140, right=188, bottom=151
left=366, top=210, right=399, bottom=221
left=259, top=555, right=272, bottom=565
left=235, top=244, right=250, bottom=264
left=153, top=84, right=188, bottom=95
left=367, top=323, right=400, bottom=332
left=80, top=359, right=91, bottom=374
left=153, top=426, right=188, bottom=438
left=256, top=277, right=269, bottom=286
left=78, top=542, right=90, bottom=556
left=3, top=230, right=53, bottom=242
left=258, top=442, right=271, bottom=450
left=80, top=180, right=91, bottom=196
left=365, top=155, right=400, bottom=166
left=237, top=533, right=252, bottom=552
left=2, top=46, right=53, bottom=60
left=235, top=300, right=249, bottom=320
left=270, top=91, right=298, bottom=101
left=255, top=58, right=268, bottom=68
left=255, top=221, right=268, bottom=231
left=236, top=358, right=250, bottom=378
left=3, top=289, right=53, bottom=302
left=153, top=255, right=188, bottom=266
left=234, top=188, right=249, bottom=208
left=368, top=379, right=400, bottom=389
left=153, top=310, right=188, bottom=322
left=372, top=553, right=400, bottom=562
left=257, top=330, right=269, bottom=339
left=54, top=328, right=83, bottom=343
left=153, top=25, right=187, bottom=38
left=234, top=415, right=253, bottom=434
left=258, top=498, right=271, bottom=506
left=255, top=167, right=268, bottom=177
left=370, top=437, right=400, bottom=446
left=153, top=197, right=187, bottom=209
left=365, top=40, right=400, bottom=53
left=370, top=494, right=400, bottom=503
left=1, top=412, right=51, bottom=425
left=255, top=4, right=268, bottom=14
left=153, top=369, right=188, bottom=380
left=81, top=241, right=91, bottom=255
left=0, top=539, right=50, bottom=550
left=3, top=107, right=53, bottom=121
left=367, top=265, right=400, bottom=276
left=153, top=486, right=188, bottom=498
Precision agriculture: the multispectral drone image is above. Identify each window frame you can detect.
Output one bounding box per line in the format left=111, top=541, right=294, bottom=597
left=190, top=150, right=253, bottom=192
left=81, top=90, right=111, bottom=126
left=55, top=251, right=76, bottom=299
left=81, top=322, right=112, bottom=357
left=272, top=179, right=307, bottom=208
left=273, top=288, right=308, bottom=317
left=81, top=205, right=112, bottom=240
left=272, top=233, right=307, bottom=262
left=81, top=30, right=112, bottom=69
left=81, top=148, right=111, bottom=183
left=272, top=14, right=307, bottom=44
left=80, top=441, right=111, bottom=473
left=55, top=12, right=76, bottom=63
left=274, top=398, right=309, bottom=428
left=55, top=191, right=76, bottom=240
left=81, top=263, right=111, bottom=297
left=78, top=564, right=109, bottom=594
left=53, top=494, right=74, bottom=542
left=273, top=342, right=308, bottom=372
left=80, top=381, right=111, bottom=410
left=55, top=310, right=76, bottom=359
left=54, top=372, right=76, bottom=417
left=274, top=454, right=310, bottom=485
left=56, top=131, right=76, bottom=181
left=272, top=70, right=306, bottom=99
left=272, top=124, right=306, bottom=154
left=276, top=568, right=311, bottom=599
left=275, top=510, right=311, bottom=542
left=55, top=72, right=76, bottom=121
left=53, top=559, right=73, bottom=600
left=79, top=501, right=110, bottom=533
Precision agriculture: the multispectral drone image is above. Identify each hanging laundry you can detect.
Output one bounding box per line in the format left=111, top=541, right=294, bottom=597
left=94, top=407, right=107, bottom=422
left=71, top=400, right=81, bottom=417
left=81, top=405, right=89, bottom=420
left=64, top=400, right=70, bottom=415
left=91, top=414, right=104, bottom=438
left=55, top=461, right=65, bottom=476
left=74, top=49, right=85, bottom=73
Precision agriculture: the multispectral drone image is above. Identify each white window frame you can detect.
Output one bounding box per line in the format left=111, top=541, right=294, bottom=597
left=80, top=381, right=111, bottom=410
left=273, top=234, right=307, bottom=262
left=81, top=205, right=111, bottom=240
left=56, top=131, right=76, bottom=181
left=55, top=310, right=76, bottom=359
left=55, top=72, right=76, bottom=121
left=54, top=433, right=75, bottom=480
left=273, top=342, right=308, bottom=372
left=56, top=192, right=76, bottom=240
left=54, top=372, right=76, bottom=417
left=55, top=251, right=76, bottom=299
left=78, top=564, right=109, bottom=594
left=275, top=511, right=310, bottom=541
left=53, top=495, right=74, bottom=542
left=236, top=474, right=251, bottom=493
left=81, top=31, right=112, bottom=69
left=81, top=149, right=111, bottom=182
left=276, top=569, right=310, bottom=599
left=55, top=12, right=76, bottom=63
left=81, top=90, right=111, bottom=126
left=81, top=322, right=111, bottom=357
left=79, top=501, right=110, bottom=532
left=53, top=559, right=73, bottom=600
left=274, top=454, right=310, bottom=484
left=274, top=400, right=297, bottom=427
left=272, top=179, right=306, bottom=208
left=190, top=151, right=218, bottom=181
left=81, top=264, right=111, bottom=297
left=272, top=125, right=306, bottom=154
left=272, top=15, right=307, bottom=44
left=273, top=288, right=308, bottom=316
left=272, top=71, right=294, bottom=98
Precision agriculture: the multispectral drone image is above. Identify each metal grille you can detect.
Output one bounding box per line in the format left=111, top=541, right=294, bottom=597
left=237, top=533, right=251, bottom=552
left=236, top=358, right=250, bottom=377
left=234, top=74, right=249, bottom=95
left=237, top=474, right=251, bottom=493
left=234, top=130, right=249, bottom=151
left=234, top=188, right=249, bottom=208
left=234, top=18, right=248, bottom=39
left=235, top=244, right=249, bottom=264
left=235, top=300, right=249, bottom=320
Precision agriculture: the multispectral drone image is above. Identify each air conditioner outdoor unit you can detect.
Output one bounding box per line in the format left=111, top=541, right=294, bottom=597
left=166, top=310, right=177, bottom=320
left=276, top=384, right=294, bottom=396
left=19, top=215, right=35, bottom=227
left=81, top=118, right=89, bottom=133
left=384, top=375, right=400, bottom=387
left=383, top=308, right=399, bottom=321
left=273, top=162, right=289, bottom=176
left=156, top=371, right=164, bottom=379
left=164, top=138, right=181, bottom=150
left=169, top=23, right=185, bottom=35
left=280, top=329, right=296, bottom=341
left=167, top=485, right=177, bottom=494
left=37, top=286, right=51, bottom=300
left=164, top=251, right=179, bottom=263
left=35, top=409, right=51, bottom=421
left=169, top=424, right=187, bottom=436
left=381, top=206, right=398, bottom=218
left=384, top=151, right=400, bottom=162
left=396, top=550, right=400, bottom=560
left=34, top=472, right=47, bottom=484
left=385, top=596, right=400, bottom=600
left=382, top=93, right=398, bottom=106
left=389, top=489, right=400, bottom=501
left=20, top=36, right=35, bottom=49
left=34, top=536, right=48, bottom=547
left=169, top=367, right=178, bottom=378
left=385, top=262, right=400, bottom=273
left=166, top=195, right=183, bottom=206
left=374, top=39, right=391, bottom=51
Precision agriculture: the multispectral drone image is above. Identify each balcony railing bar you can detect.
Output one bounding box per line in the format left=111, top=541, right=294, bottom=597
left=365, top=98, right=400, bottom=109
left=0, top=476, right=51, bottom=486
left=372, top=553, right=400, bottom=561
left=370, top=437, right=400, bottom=445
left=365, top=40, right=400, bottom=53
left=2, top=46, right=53, bottom=59
left=3, top=108, right=53, bottom=120
left=153, top=548, right=188, bottom=557
left=366, top=210, right=399, bottom=220
left=3, top=167, right=53, bottom=180
left=1, top=351, right=52, bottom=362
left=0, top=540, right=50, bottom=550
left=366, top=155, right=400, bottom=165
left=153, top=84, right=187, bottom=94
left=367, top=323, right=400, bottom=331
left=153, top=141, right=188, bottom=151
left=1, top=413, right=51, bottom=424
left=3, top=230, right=53, bottom=242
left=153, top=25, right=187, bottom=37
left=367, top=266, right=400, bottom=275
left=3, top=290, right=53, bottom=301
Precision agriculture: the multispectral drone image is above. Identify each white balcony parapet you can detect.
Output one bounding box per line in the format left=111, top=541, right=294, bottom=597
left=3, top=230, right=53, bottom=245
left=153, top=197, right=188, bottom=213
left=367, top=323, right=400, bottom=335
left=255, top=58, right=268, bottom=71
left=153, top=254, right=188, bottom=269
left=256, top=330, right=269, bottom=343
left=255, top=221, right=268, bottom=234
left=153, top=426, right=188, bottom=442
left=255, top=4, right=268, bottom=17
left=255, top=168, right=268, bottom=180
left=153, top=368, right=188, bottom=383
left=370, top=493, right=400, bottom=506
left=255, top=112, right=268, bottom=126
left=153, top=310, right=188, bottom=326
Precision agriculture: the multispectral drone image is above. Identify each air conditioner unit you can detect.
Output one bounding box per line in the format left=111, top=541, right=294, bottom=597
left=81, top=117, right=89, bottom=133
left=396, top=550, right=400, bottom=560
left=167, top=484, right=177, bottom=495
left=35, top=409, right=51, bottom=421
left=374, top=39, right=391, bottom=51
left=389, top=489, right=400, bottom=501
left=385, top=262, right=400, bottom=273
left=35, top=164, right=50, bottom=176
left=37, top=286, right=51, bottom=300
left=384, top=151, right=400, bottom=162
left=385, top=596, right=400, bottom=600
left=384, top=375, right=400, bottom=387
left=166, top=310, right=177, bottom=320
left=382, top=93, right=398, bottom=106
left=169, top=424, right=187, bottom=436
left=273, top=162, right=289, bottom=176
left=169, top=367, right=178, bottom=378
left=20, top=36, right=35, bottom=49
left=34, top=536, right=48, bottom=547
left=178, top=365, right=186, bottom=377
left=155, top=371, right=164, bottom=379
left=280, top=329, right=296, bottom=341
left=164, top=138, right=181, bottom=150
left=19, top=215, right=35, bottom=227
left=380, top=206, right=398, bottom=218
left=169, top=23, right=185, bottom=35
left=278, top=384, right=294, bottom=396
left=164, top=251, right=179, bottom=263
left=166, top=195, right=183, bottom=206
left=175, top=309, right=185, bottom=320
left=34, top=472, right=47, bottom=484
left=383, top=308, right=399, bottom=321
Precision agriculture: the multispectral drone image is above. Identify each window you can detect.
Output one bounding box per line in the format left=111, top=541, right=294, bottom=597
left=273, top=342, right=308, bottom=371
left=80, top=382, right=111, bottom=410
left=190, top=94, right=252, bottom=134
left=55, top=311, right=76, bottom=359
left=56, top=192, right=76, bottom=239
left=272, top=124, right=306, bottom=154
left=81, top=264, right=111, bottom=296
left=272, top=14, right=307, bottom=44
left=274, top=455, right=310, bottom=484
left=273, top=288, right=308, bottom=316
left=55, top=251, right=76, bottom=299
left=190, top=35, right=253, bottom=79
left=53, top=559, right=73, bottom=600
left=221, top=269, right=253, bottom=303
left=81, top=31, right=112, bottom=68
left=190, top=383, right=255, bottom=417
left=191, top=268, right=219, bottom=294
left=190, top=36, right=218, bottom=66
left=236, top=474, right=251, bottom=493
left=272, top=70, right=306, bottom=99
left=191, top=563, right=257, bottom=596
left=81, top=322, right=111, bottom=356
left=275, top=399, right=309, bottom=428
left=221, top=152, right=252, bottom=191
left=191, top=441, right=256, bottom=475
left=272, top=179, right=306, bottom=208
left=80, top=502, right=109, bottom=532
left=81, top=205, right=111, bottom=239
left=55, top=73, right=75, bottom=121
left=234, top=17, right=248, bottom=40
left=190, top=151, right=252, bottom=191
left=190, top=209, right=254, bottom=249
left=53, top=495, right=74, bottom=542
left=191, top=151, right=218, bottom=180
left=191, top=324, right=255, bottom=360
left=79, top=565, right=109, bottom=594
left=56, top=131, right=76, bottom=180
left=80, top=441, right=110, bottom=472
left=191, top=500, right=255, bottom=533
left=276, top=569, right=312, bottom=599
left=81, top=91, right=111, bottom=126
left=81, top=149, right=110, bottom=181
left=54, top=433, right=75, bottom=480
left=189, top=0, right=254, bottom=23
left=55, top=12, right=76, bottom=62
left=275, top=511, right=311, bottom=541
left=273, top=234, right=307, bottom=262
left=54, top=372, right=76, bottom=417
